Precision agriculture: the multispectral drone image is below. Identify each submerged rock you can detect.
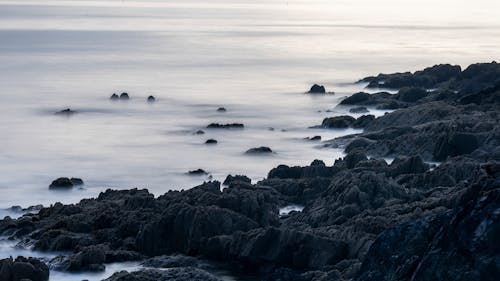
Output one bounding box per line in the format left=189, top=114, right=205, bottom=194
left=187, top=169, right=208, bottom=175
left=55, top=108, right=76, bottom=115
left=110, top=93, right=119, bottom=100
left=245, top=146, right=273, bottom=154
left=194, top=130, right=205, bottom=135
left=216, top=107, right=226, bottom=112
left=147, top=95, right=156, bottom=102
left=206, top=123, right=244, bottom=129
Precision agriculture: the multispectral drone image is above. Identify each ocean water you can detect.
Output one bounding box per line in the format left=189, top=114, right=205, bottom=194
left=0, top=0, right=499, bottom=280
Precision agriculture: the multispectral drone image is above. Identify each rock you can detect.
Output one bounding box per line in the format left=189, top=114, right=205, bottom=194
left=49, top=177, right=73, bottom=189
left=433, top=132, right=480, bottom=161
left=194, top=130, right=205, bottom=135
left=308, top=84, right=326, bottom=93
left=206, top=123, right=244, bottom=129
left=340, top=92, right=371, bottom=105
left=51, top=245, right=106, bottom=272
left=103, top=268, right=222, bottom=281
left=397, top=87, right=428, bottom=102
left=216, top=107, right=226, bottom=112
left=352, top=115, right=375, bottom=128
left=55, top=108, right=76, bottom=115
left=223, top=175, right=251, bottom=185
left=306, top=135, right=322, bottom=141
left=205, top=139, right=218, bottom=144
left=321, top=116, right=356, bottom=128
left=70, top=178, right=84, bottom=186
left=119, top=93, right=129, bottom=100
left=245, top=147, right=273, bottom=154
left=0, top=257, right=49, bottom=281
left=110, top=93, right=119, bottom=100
left=187, top=169, right=208, bottom=175
left=147, top=96, right=155, bottom=102
left=349, top=106, right=369, bottom=113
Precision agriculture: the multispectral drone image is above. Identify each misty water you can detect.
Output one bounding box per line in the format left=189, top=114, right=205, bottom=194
left=1, top=0, right=499, bottom=280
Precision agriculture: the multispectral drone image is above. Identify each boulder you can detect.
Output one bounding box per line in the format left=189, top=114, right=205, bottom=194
left=321, top=116, right=356, bottom=128
left=308, top=84, right=326, bottom=93
left=245, top=147, right=273, bottom=154
left=49, top=177, right=73, bottom=189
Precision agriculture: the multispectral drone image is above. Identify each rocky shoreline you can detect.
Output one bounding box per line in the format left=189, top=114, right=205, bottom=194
left=1, top=62, right=499, bottom=281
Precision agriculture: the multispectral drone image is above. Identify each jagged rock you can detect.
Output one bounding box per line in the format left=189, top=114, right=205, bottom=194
left=308, top=84, right=326, bottom=93
left=223, top=175, right=251, bottom=185
left=206, top=123, right=244, bottom=129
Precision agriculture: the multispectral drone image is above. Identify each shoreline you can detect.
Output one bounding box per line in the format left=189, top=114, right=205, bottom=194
left=1, top=62, right=499, bottom=281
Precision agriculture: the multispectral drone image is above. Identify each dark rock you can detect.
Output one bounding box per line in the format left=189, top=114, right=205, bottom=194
left=340, top=92, right=371, bottom=105
left=216, top=107, right=226, bottom=112
left=205, top=139, right=218, bottom=144
left=307, top=136, right=322, bottom=141
left=103, top=268, right=222, bottom=281
left=187, top=169, right=208, bottom=175
left=110, top=93, right=119, bottom=100
left=0, top=257, right=49, bottom=281
left=194, top=130, right=205, bottom=135
left=70, top=178, right=84, bottom=186
left=223, top=175, right=251, bottom=185
left=321, top=115, right=356, bottom=128
left=349, top=106, right=369, bottom=113
left=352, top=115, right=375, bottom=128
left=51, top=245, right=106, bottom=272
left=147, top=96, right=155, bottom=102
left=119, top=93, right=129, bottom=100
left=245, top=147, right=273, bottom=154
left=433, top=132, right=480, bottom=161
left=55, top=108, right=76, bottom=115
left=397, top=87, right=428, bottom=102
left=49, top=177, right=73, bottom=189
left=206, top=123, right=244, bottom=129
left=308, top=84, right=326, bottom=93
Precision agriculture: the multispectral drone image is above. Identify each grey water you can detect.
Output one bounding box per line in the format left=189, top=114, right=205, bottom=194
left=0, top=0, right=499, bottom=280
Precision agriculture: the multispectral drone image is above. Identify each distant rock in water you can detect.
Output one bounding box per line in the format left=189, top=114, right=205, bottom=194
left=349, top=106, right=369, bottom=113
left=321, top=115, right=356, bottom=128
left=194, top=130, right=205, bottom=135
left=49, top=177, right=74, bottom=189
left=205, top=139, right=218, bottom=144
left=120, top=92, right=130, bottom=100
left=187, top=169, right=208, bottom=175
left=55, top=108, right=76, bottom=115
left=223, top=174, right=251, bottom=185
left=147, top=95, right=156, bottom=102
left=306, top=135, right=322, bottom=141
left=70, top=177, right=84, bottom=186
left=245, top=146, right=273, bottom=154
left=110, top=93, right=119, bottom=100
left=308, top=84, right=326, bottom=93
left=207, top=123, right=244, bottom=129
left=0, top=256, right=49, bottom=281
left=217, top=107, right=226, bottom=112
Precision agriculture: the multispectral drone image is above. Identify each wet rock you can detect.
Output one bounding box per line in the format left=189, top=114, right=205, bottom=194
left=349, top=106, right=369, bottom=113
left=70, top=178, right=84, bottom=186
left=194, top=130, right=205, bottom=135
left=52, top=245, right=106, bottom=272
left=147, top=95, right=155, bottom=102
left=0, top=256, right=49, bottom=281
left=110, top=93, right=119, bottom=100
left=306, top=136, right=322, bottom=141
left=55, top=108, right=76, bottom=115
left=206, top=123, right=244, bottom=129
left=397, top=87, right=428, bottom=102
left=308, top=84, right=326, bottom=93
left=245, top=146, right=273, bottom=154
left=205, top=139, right=218, bottom=144
left=119, top=93, right=129, bottom=100
left=352, top=115, right=375, bottom=128
left=104, top=268, right=222, bottom=281
left=223, top=175, right=251, bottom=185
left=321, top=115, right=356, bottom=128
left=187, top=169, right=208, bottom=175
left=216, top=107, right=226, bottom=112
left=49, top=177, right=73, bottom=189
left=433, top=132, right=480, bottom=161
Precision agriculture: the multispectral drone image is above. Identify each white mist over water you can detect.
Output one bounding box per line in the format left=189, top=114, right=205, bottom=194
left=0, top=0, right=499, bottom=278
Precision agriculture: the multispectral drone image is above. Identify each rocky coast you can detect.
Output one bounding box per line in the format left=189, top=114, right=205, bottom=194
left=1, top=62, right=499, bottom=281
